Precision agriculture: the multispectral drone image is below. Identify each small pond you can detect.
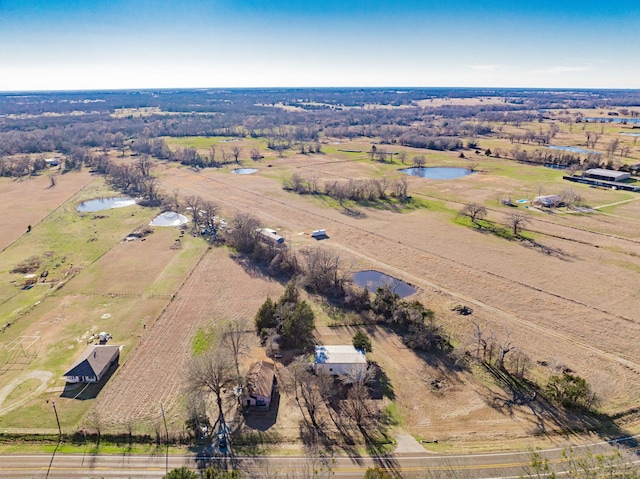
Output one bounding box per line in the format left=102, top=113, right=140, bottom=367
left=150, top=212, right=188, bottom=227
left=547, top=146, right=598, bottom=155
left=620, top=132, right=640, bottom=137
left=352, top=270, right=416, bottom=298
left=231, top=168, right=258, bottom=175
left=77, top=197, right=136, bottom=212
left=399, top=167, right=474, bottom=180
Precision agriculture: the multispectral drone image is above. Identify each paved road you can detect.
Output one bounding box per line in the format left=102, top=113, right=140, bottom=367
left=1, top=435, right=638, bottom=478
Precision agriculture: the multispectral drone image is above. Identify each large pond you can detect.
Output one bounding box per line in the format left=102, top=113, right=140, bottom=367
left=150, top=212, right=188, bottom=227
left=547, top=145, right=598, bottom=155
left=231, top=168, right=258, bottom=175
left=352, top=270, right=416, bottom=298
left=399, top=167, right=474, bottom=180
left=77, top=197, right=136, bottom=212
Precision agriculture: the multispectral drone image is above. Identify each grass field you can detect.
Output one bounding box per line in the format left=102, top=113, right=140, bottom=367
left=3, top=108, right=640, bottom=452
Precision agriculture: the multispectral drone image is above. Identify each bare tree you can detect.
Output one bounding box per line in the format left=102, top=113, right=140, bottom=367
left=226, top=213, right=261, bottom=254
left=208, top=145, right=216, bottom=165
left=184, top=195, right=202, bottom=232
left=412, top=155, right=426, bottom=168
left=299, top=247, right=342, bottom=294
left=232, top=146, right=243, bottom=163
left=199, top=200, right=219, bottom=236
left=459, top=203, right=487, bottom=226
left=221, top=321, right=250, bottom=383
left=393, top=176, right=409, bottom=202
left=495, top=329, right=513, bottom=371
left=136, top=154, right=153, bottom=177
left=187, top=349, right=234, bottom=426
left=250, top=148, right=262, bottom=161
left=505, top=211, right=531, bottom=237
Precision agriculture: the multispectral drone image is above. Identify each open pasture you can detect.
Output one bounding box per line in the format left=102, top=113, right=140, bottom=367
left=4, top=102, right=640, bottom=450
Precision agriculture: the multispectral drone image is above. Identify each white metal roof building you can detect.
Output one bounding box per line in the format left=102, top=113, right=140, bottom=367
left=584, top=168, right=631, bottom=182
left=314, top=345, right=367, bottom=379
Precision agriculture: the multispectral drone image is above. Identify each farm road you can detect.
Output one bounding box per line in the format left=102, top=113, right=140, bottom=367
left=160, top=167, right=640, bottom=390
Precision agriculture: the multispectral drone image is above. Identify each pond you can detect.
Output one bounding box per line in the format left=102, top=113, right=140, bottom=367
left=620, top=132, right=640, bottom=137
left=77, top=197, right=136, bottom=212
left=399, top=167, right=474, bottom=180
left=547, top=146, right=598, bottom=155
left=150, top=212, right=188, bottom=227
left=231, top=168, right=258, bottom=175
left=352, top=270, right=416, bottom=298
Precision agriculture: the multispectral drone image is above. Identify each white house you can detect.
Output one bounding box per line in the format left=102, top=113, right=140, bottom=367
left=314, top=345, right=367, bottom=379
left=63, top=345, right=120, bottom=383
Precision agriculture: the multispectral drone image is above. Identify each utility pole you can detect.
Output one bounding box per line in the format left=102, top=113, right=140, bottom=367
left=51, top=401, right=62, bottom=438
left=161, top=403, right=169, bottom=475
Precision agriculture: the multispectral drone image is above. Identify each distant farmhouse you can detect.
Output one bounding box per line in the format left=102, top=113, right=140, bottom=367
left=533, top=195, right=563, bottom=208
left=242, top=360, right=276, bottom=409
left=63, top=345, right=120, bottom=383
left=314, top=345, right=367, bottom=380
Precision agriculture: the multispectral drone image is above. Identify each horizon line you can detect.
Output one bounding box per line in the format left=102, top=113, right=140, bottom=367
left=2, top=86, right=640, bottom=95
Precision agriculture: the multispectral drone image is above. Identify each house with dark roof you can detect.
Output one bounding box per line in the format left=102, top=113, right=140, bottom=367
left=63, top=345, right=120, bottom=383
left=242, top=360, right=276, bottom=409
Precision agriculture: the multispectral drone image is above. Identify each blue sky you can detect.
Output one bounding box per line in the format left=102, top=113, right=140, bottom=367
left=1, top=0, right=638, bottom=91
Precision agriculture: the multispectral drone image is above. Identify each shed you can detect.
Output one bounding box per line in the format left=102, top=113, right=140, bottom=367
left=242, top=360, right=276, bottom=409
left=314, top=345, right=367, bottom=380
left=584, top=168, right=631, bottom=182
left=63, top=345, right=120, bottom=383
left=258, top=228, right=284, bottom=244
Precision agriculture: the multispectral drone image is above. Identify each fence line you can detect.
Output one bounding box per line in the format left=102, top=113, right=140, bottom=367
left=65, top=291, right=174, bottom=300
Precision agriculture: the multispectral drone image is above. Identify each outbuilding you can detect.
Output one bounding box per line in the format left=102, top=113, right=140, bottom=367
left=63, top=344, right=120, bottom=383
left=314, top=345, right=367, bottom=380
left=584, top=168, right=631, bottom=182
left=258, top=228, right=284, bottom=244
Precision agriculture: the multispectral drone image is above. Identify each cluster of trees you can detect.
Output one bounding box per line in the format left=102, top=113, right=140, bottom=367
left=398, top=133, right=463, bottom=151
left=255, top=281, right=315, bottom=349
left=285, top=174, right=410, bottom=205
left=468, top=321, right=597, bottom=410
left=105, top=154, right=162, bottom=205
left=0, top=154, right=51, bottom=178
left=365, top=285, right=450, bottom=352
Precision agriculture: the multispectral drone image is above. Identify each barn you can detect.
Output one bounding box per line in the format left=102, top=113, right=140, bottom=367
left=314, top=345, right=367, bottom=380
left=584, top=168, right=631, bottom=182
